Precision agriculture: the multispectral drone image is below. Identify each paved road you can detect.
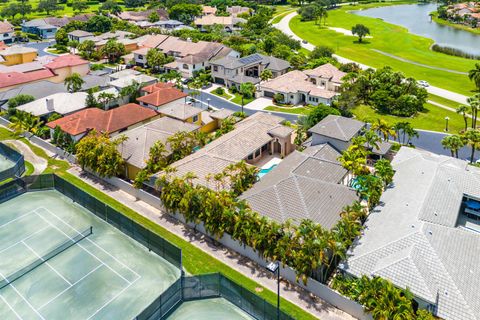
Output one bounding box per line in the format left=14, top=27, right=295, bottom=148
left=196, top=90, right=477, bottom=160
left=275, top=12, right=469, bottom=104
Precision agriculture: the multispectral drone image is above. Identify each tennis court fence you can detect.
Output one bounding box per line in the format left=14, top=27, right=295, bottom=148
left=136, top=273, right=294, bottom=320
left=0, top=174, right=182, bottom=271
left=0, top=142, right=25, bottom=182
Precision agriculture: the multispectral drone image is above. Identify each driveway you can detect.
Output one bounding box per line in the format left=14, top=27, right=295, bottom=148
left=244, top=97, right=272, bottom=111
left=275, top=12, right=469, bottom=104
left=23, top=40, right=56, bottom=57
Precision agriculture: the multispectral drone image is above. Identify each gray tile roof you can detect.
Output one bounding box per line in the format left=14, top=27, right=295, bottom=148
left=308, top=115, right=365, bottom=142
left=211, top=53, right=290, bottom=72
left=153, top=112, right=290, bottom=190
left=118, top=117, right=199, bottom=169
left=0, top=80, right=66, bottom=104
left=210, top=108, right=234, bottom=120
left=241, top=145, right=356, bottom=228
left=340, top=147, right=480, bottom=320
left=158, top=100, right=202, bottom=121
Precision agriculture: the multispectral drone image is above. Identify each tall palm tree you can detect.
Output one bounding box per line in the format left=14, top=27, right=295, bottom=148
left=441, top=134, right=464, bottom=158
left=456, top=104, right=470, bottom=132
left=468, top=63, right=480, bottom=91
left=371, top=119, right=396, bottom=141
left=64, top=73, right=85, bottom=93
left=374, top=159, right=394, bottom=187
left=467, top=96, right=479, bottom=129
left=463, top=129, right=480, bottom=163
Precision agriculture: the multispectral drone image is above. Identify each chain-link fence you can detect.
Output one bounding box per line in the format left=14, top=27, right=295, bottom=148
left=0, top=142, right=25, bottom=182
left=136, top=273, right=295, bottom=320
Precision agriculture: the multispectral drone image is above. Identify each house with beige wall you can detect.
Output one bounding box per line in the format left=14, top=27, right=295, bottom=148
left=0, top=46, right=38, bottom=66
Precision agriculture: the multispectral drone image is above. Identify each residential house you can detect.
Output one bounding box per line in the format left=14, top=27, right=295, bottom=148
left=118, top=116, right=200, bottom=179
left=0, top=54, right=90, bottom=91
left=17, top=92, right=88, bottom=118
left=21, top=15, right=93, bottom=39
left=115, top=9, right=168, bottom=24
left=108, top=74, right=157, bottom=91
left=132, top=35, right=239, bottom=78
left=46, top=103, right=159, bottom=141
left=340, top=147, right=480, bottom=320
left=67, top=30, right=94, bottom=43
left=240, top=144, right=357, bottom=227
left=135, top=19, right=184, bottom=30
left=136, top=85, right=188, bottom=110
left=194, top=15, right=246, bottom=32
left=227, top=6, right=251, bottom=17
left=0, top=46, right=38, bottom=66
left=151, top=112, right=295, bottom=190
left=0, top=21, right=15, bottom=44
left=210, top=53, right=290, bottom=89
left=201, top=5, right=217, bottom=16
left=259, top=63, right=346, bottom=106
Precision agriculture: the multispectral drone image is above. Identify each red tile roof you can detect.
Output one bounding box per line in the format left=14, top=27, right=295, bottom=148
left=137, top=87, right=187, bottom=107
left=0, top=69, right=55, bottom=88
left=141, top=82, right=175, bottom=94
left=44, top=54, right=89, bottom=70
left=47, top=103, right=158, bottom=136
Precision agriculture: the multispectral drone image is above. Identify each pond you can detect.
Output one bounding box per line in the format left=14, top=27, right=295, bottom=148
left=353, top=3, right=480, bottom=55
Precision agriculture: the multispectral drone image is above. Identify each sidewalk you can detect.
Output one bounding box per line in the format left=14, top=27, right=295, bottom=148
left=67, top=166, right=355, bottom=320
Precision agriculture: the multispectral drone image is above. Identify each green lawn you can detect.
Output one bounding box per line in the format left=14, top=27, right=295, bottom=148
left=230, top=93, right=255, bottom=106
left=289, top=1, right=477, bottom=96
left=428, top=93, right=464, bottom=110
left=352, top=103, right=465, bottom=133
left=211, top=90, right=233, bottom=100
left=0, top=127, right=317, bottom=320
left=24, top=160, right=34, bottom=176
left=271, top=9, right=296, bottom=24
left=265, top=105, right=313, bottom=115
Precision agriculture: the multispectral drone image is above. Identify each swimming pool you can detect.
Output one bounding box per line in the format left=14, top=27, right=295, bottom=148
left=257, top=164, right=278, bottom=179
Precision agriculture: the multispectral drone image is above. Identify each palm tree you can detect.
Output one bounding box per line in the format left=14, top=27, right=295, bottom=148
left=239, top=82, right=256, bottom=114
left=9, top=111, right=42, bottom=135
left=463, top=129, right=480, bottom=163
left=97, top=92, right=116, bottom=109
left=468, top=63, right=480, bottom=91
left=441, top=134, right=464, bottom=158
left=363, top=129, right=380, bottom=151
left=456, top=104, right=470, bottom=132
left=374, top=159, right=394, bottom=187
left=338, top=148, right=366, bottom=179
left=371, top=119, right=396, bottom=141
left=467, top=95, right=479, bottom=129
left=64, top=73, right=85, bottom=93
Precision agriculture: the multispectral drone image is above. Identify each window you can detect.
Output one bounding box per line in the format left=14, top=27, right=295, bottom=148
left=3, top=33, right=8, bottom=37
left=192, top=115, right=199, bottom=122
left=138, top=55, right=143, bottom=60
left=213, top=66, right=218, bottom=72
left=255, top=149, right=260, bottom=157
left=183, top=64, right=188, bottom=70
left=247, top=153, right=254, bottom=160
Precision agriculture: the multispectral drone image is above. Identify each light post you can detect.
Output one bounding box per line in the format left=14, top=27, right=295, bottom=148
left=445, top=116, right=450, bottom=132
left=266, top=261, right=280, bottom=320
left=207, top=98, right=211, bottom=109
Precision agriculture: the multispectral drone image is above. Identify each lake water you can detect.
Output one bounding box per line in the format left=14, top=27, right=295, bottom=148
left=353, top=3, right=480, bottom=55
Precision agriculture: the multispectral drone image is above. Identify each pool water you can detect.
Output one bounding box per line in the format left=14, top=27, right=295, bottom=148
left=257, top=164, right=278, bottom=179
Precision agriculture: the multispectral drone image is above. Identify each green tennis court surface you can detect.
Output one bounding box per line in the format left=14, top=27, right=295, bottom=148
left=0, top=155, right=14, bottom=172
left=167, top=298, right=255, bottom=320
left=0, top=190, right=181, bottom=320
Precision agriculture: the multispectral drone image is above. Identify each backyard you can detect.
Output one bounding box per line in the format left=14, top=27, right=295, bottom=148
left=289, top=1, right=478, bottom=96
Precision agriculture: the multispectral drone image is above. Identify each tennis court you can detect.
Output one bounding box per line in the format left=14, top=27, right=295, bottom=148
left=0, top=190, right=181, bottom=320
left=167, top=298, right=255, bottom=320
left=0, top=155, right=14, bottom=172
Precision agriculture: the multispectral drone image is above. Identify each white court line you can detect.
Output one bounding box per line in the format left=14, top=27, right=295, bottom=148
left=0, top=226, right=49, bottom=255
left=86, top=278, right=138, bottom=320
left=0, top=271, right=45, bottom=320
left=39, top=206, right=141, bottom=279
left=22, top=241, right=73, bottom=286
left=0, top=294, right=23, bottom=320
left=38, top=264, right=103, bottom=311
left=0, top=208, right=40, bottom=229
left=34, top=211, right=134, bottom=285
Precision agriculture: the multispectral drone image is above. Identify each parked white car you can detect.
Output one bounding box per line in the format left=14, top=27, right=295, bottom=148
left=417, top=80, right=429, bottom=87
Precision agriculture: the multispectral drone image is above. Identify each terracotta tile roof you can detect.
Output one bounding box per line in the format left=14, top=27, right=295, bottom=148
left=116, top=9, right=168, bottom=22
left=137, top=87, right=187, bottom=107
left=141, top=82, right=175, bottom=94
left=46, top=103, right=158, bottom=136
left=0, top=69, right=55, bottom=89
left=304, top=63, right=347, bottom=83
left=202, top=5, right=217, bottom=15
left=44, top=54, right=89, bottom=70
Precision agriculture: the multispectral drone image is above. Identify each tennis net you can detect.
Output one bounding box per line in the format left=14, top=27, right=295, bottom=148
left=0, top=226, right=93, bottom=290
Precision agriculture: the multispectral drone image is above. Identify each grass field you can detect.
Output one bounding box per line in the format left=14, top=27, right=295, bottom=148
left=289, top=1, right=477, bottom=96
left=352, top=103, right=465, bottom=133
left=265, top=105, right=313, bottom=115
left=211, top=90, right=233, bottom=100
left=428, top=93, right=463, bottom=110
left=0, top=127, right=317, bottom=320
left=230, top=93, right=255, bottom=106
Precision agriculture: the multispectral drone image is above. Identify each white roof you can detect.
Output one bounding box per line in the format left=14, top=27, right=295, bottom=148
left=108, top=74, right=157, bottom=89
left=17, top=92, right=87, bottom=116
left=341, top=147, right=480, bottom=320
